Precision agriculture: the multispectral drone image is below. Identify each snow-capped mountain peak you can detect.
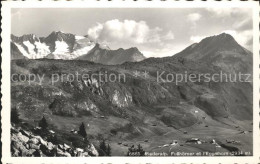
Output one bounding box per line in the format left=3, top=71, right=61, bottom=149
left=11, top=32, right=96, bottom=60
left=11, top=31, right=146, bottom=64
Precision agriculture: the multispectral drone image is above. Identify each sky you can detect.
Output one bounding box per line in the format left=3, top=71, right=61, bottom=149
left=11, top=8, right=253, bottom=58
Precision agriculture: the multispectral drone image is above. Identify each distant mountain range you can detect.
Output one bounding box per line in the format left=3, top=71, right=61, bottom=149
left=11, top=31, right=252, bottom=69
left=11, top=31, right=145, bottom=65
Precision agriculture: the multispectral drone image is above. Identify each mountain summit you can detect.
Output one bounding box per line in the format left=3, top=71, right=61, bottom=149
left=77, top=43, right=145, bottom=65
left=175, top=33, right=249, bottom=60
left=174, top=33, right=252, bottom=73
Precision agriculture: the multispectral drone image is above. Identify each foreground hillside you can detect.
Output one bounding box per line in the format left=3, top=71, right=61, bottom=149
left=11, top=33, right=253, bottom=156
left=11, top=124, right=99, bottom=157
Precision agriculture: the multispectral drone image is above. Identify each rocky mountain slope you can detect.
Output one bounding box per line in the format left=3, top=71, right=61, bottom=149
left=11, top=125, right=98, bottom=157
left=11, top=33, right=253, bottom=156
left=174, top=33, right=252, bottom=75
left=11, top=31, right=146, bottom=65
left=77, top=43, right=145, bottom=65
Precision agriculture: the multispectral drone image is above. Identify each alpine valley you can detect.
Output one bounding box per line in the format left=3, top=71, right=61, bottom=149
left=11, top=32, right=253, bottom=156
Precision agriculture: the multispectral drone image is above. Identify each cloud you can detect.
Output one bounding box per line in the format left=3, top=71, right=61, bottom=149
left=187, top=13, right=201, bottom=22
left=206, top=8, right=233, bottom=16
left=245, top=37, right=253, bottom=46
left=87, top=23, right=103, bottom=41
left=206, top=8, right=251, bottom=17
left=87, top=19, right=173, bottom=45
left=11, top=9, right=22, bottom=20
left=187, top=13, right=202, bottom=29
left=162, top=31, right=175, bottom=40
left=142, top=44, right=185, bottom=58
left=190, top=35, right=206, bottom=43
left=232, top=18, right=252, bottom=31
left=142, top=49, right=175, bottom=58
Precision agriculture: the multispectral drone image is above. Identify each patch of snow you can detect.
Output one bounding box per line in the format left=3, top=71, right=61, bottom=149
left=53, top=41, right=69, bottom=55
left=13, top=43, right=30, bottom=58
left=34, top=41, right=50, bottom=58
left=18, top=41, right=51, bottom=59
left=72, top=44, right=95, bottom=57
left=99, top=44, right=110, bottom=50
left=75, top=35, right=85, bottom=40
left=23, top=41, right=37, bottom=57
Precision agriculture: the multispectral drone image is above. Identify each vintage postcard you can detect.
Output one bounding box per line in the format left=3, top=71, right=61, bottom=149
left=1, top=1, right=259, bottom=164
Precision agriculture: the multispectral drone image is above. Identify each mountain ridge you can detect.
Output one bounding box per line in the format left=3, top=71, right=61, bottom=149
left=76, top=43, right=145, bottom=65
left=172, top=33, right=252, bottom=74
left=11, top=32, right=251, bottom=67
left=10, top=31, right=146, bottom=64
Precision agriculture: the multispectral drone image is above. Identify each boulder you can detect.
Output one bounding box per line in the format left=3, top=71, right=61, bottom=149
left=30, top=134, right=38, bottom=138
left=11, top=134, right=19, bottom=143
left=29, top=143, right=40, bottom=150
left=28, top=138, right=39, bottom=145
left=11, top=140, right=29, bottom=156
left=38, top=137, right=48, bottom=146
left=82, top=152, right=90, bottom=157
left=25, top=143, right=30, bottom=149
left=50, top=147, right=58, bottom=156
left=63, top=143, right=70, bottom=150
left=11, top=126, right=19, bottom=134
left=40, top=144, right=50, bottom=156
left=56, top=148, right=71, bottom=157
left=85, top=144, right=99, bottom=156
left=32, top=135, right=43, bottom=141
left=63, top=151, right=72, bottom=157
left=76, top=148, right=84, bottom=152
left=11, top=146, right=20, bottom=157
left=31, top=135, right=47, bottom=146
left=47, top=142, right=54, bottom=150
left=17, top=132, right=29, bottom=143
left=20, top=129, right=31, bottom=137
left=76, top=151, right=83, bottom=157
left=69, top=149, right=77, bottom=157
left=56, top=148, right=65, bottom=157
left=33, top=149, right=43, bottom=157
left=58, top=144, right=64, bottom=150
left=28, top=149, right=36, bottom=156
left=19, top=145, right=30, bottom=156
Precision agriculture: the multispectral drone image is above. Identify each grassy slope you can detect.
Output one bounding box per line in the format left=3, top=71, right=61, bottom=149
left=11, top=58, right=253, bottom=156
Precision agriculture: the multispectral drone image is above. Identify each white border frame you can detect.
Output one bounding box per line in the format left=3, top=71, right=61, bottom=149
left=1, top=1, right=259, bottom=164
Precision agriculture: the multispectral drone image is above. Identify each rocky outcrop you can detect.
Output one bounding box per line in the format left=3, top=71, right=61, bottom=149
left=111, top=90, right=133, bottom=108
left=11, top=125, right=98, bottom=157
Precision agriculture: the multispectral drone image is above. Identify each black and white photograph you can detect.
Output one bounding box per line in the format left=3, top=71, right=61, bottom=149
left=1, top=1, right=259, bottom=163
